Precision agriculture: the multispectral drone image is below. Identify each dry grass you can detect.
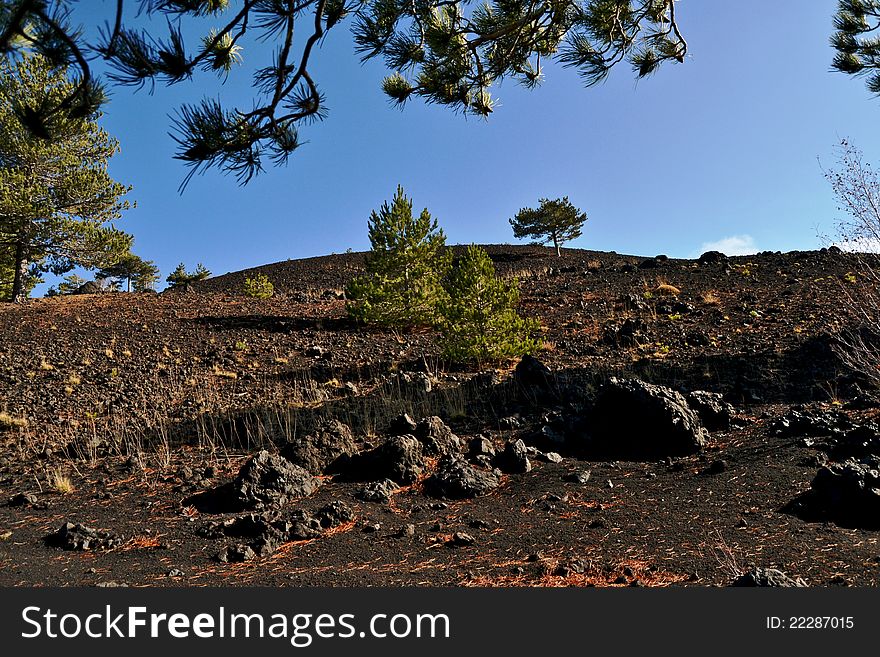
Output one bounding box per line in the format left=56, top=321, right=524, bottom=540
left=48, top=468, right=75, bottom=495
left=0, top=412, right=28, bottom=430
left=655, top=283, right=681, bottom=296
left=700, top=290, right=721, bottom=305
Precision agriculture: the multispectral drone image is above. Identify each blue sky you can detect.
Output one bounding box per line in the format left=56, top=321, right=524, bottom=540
left=37, top=1, right=880, bottom=291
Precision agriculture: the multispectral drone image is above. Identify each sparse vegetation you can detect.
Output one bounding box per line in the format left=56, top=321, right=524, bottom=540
left=48, top=468, right=74, bottom=495
left=0, top=412, right=27, bottom=430
left=243, top=273, right=274, bottom=299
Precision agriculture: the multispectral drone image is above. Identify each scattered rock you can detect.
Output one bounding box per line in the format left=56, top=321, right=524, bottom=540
left=355, top=435, right=426, bottom=484
left=356, top=479, right=400, bottom=504
left=588, top=378, right=708, bottom=459
left=805, top=457, right=880, bottom=528
left=469, top=435, right=497, bottom=458
left=8, top=492, right=37, bottom=507
left=413, top=416, right=461, bottom=456
left=279, top=420, right=356, bottom=475
left=514, top=355, right=553, bottom=390
left=388, top=413, right=418, bottom=435
left=730, top=568, right=807, bottom=587
left=45, top=522, right=124, bottom=551
left=686, top=391, right=735, bottom=431
left=216, top=544, right=256, bottom=563
left=166, top=569, right=185, bottom=578
left=496, top=439, right=531, bottom=473
left=698, top=251, right=729, bottom=265
left=424, top=456, right=501, bottom=499
left=449, top=532, right=476, bottom=546
left=564, top=470, right=591, bottom=484
left=543, top=452, right=563, bottom=464
left=233, top=451, right=321, bottom=510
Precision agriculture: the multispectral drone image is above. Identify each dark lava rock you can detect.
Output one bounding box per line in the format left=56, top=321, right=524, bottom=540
left=355, top=435, right=426, bottom=484
left=216, top=544, right=256, bottom=563
left=730, top=568, right=806, bottom=587
left=314, top=500, right=355, bottom=528
left=279, top=419, right=356, bottom=475
left=233, top=451, right=321, bottom=510
left=698, top=250, right=729, bottom=265
left=8, top=492, right=37, bottom=507
left=496, top=439, right=531, bottom=474
left=204, top=501, right=354, bottom=559
left=468, top=436, right=496, bottom=458
left=45, top=522, right=124, bottom=551
left=424, top=456, right=501, bottom=499
left=514, top=355, right=553, bottom=390
left=601, top=318, right=647, bottom=348
left=703, top=459, right=728, bottom=475
left=686, top=391, right=735, bottom=431
left=449, top=532, right=476, bottom=547
left=588, top=378, right=708, bottom=459
left=564, top=470, right=591, bottom=484
left=807, top=458, right=880, bottom=528
left=413, top=416, right=461, bottom=456
left=388, top=413, right=418, bottom=435
left=356, top=478, right=400, bottom=504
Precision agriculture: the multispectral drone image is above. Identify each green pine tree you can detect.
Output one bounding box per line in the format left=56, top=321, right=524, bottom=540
left=98, top=252, right=159, bottom=292
left=439, top=245, right=541, bottom=364
left=166, top=262, right=211, bottom=287
left=347, top=186, right=451, bottom=328
left=0, top=54, right=133, bottom=302
left=509, top=197, right=587, bottom=256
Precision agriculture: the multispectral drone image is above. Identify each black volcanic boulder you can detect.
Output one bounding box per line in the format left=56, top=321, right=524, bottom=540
left=496, top=439, right=531, bottom=473
left=588, top=378, right=708, bottom=459
left=686, top=391, right=735, bottom=431
left=808, top=458, right=880, bottom=528
left=413, top=416, right=461, bottom=456
left=698, top=250, right=729, bottom=265
left=514, top=355, right=553, bottom=390
left=356, top=435, right=426, bottom=484
left=279, top=420, right=356, bottom=474
left=424, top=456, right=500, bottom=499
left=233, top=451, right=321, bottom=510
left=45, top=522, right=123, bottom=551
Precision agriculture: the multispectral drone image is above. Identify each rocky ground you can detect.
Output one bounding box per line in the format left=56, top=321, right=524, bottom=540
left=0, top=245, right=878, bottom=587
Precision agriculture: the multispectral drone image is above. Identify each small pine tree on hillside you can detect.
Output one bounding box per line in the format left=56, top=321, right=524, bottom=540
left=439, top=245, right=541, bottom=363
left=166, top=262, right=211, bottom=287
left=347, top=186, right=451, bottom=328
left=98, top=253, right=159, bottom=292
left=509, top=197, right=587, bottom=256
left=243, top=273, right=274, bottom=299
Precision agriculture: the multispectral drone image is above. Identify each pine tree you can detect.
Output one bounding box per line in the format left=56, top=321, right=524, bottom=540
left=0, top=54, right=132, bottom=302
left=97, top=252, right=159, bottom=292
left=0, top=3, right=688, bottom=185
left=166, top=262, right=210, bottom=288
left=347, top=186, right=451, bottom=328
left=439, top=245, right=540, bottom=364
left=509, top=197, right=587, bottom=257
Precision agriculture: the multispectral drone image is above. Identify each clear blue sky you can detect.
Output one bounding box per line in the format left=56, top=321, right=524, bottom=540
left=37, top=1, right=880, bottom=291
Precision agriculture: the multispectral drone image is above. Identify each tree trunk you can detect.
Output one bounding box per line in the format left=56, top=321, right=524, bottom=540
left=553, top=234, right=561, bottom=257
left=10, top=240, right=28, bottom=303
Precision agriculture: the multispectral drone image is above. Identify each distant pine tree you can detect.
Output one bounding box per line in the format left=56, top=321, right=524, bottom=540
left=439, top=245, right=540, bottom=363
left=166, top=262, right=210, bottom=287
left=98, top=252, right=159, bottom=292
left=347, top=186, right=451, bottom=328
left=509, top=197, right=587, bottom=256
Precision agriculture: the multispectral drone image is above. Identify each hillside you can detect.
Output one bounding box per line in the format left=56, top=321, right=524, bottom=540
left=1, top=245, right=878, bottom=587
